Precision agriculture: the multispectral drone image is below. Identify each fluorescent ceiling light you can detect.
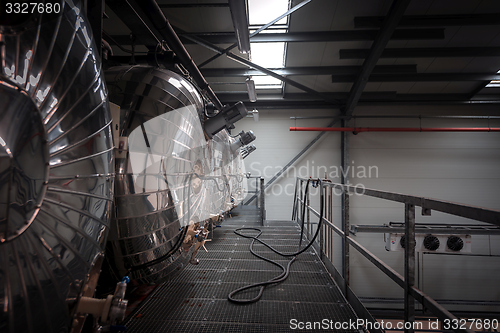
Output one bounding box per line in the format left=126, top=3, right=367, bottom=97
left=228, top=0, right=251, bottom=53
left=246, top=77, right=257, bottom=101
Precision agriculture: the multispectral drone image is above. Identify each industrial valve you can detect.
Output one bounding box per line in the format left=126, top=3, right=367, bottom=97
left=75, top=277, right=129, bottom=331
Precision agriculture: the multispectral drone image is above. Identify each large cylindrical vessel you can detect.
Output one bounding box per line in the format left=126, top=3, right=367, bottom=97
left=0, top=1, right=114, bottom=332
left=105, top=65, right=247, bottom=284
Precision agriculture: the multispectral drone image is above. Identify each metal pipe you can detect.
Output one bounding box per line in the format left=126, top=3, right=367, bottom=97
left=290, top=115, right=500, bottom=120
left=131, top=0, right=223, bottom=110
left=290, top=127, right=500, bottom=132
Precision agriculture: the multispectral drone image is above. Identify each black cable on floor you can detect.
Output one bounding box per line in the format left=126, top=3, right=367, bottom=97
left=228, top=178, right=324, bottom=304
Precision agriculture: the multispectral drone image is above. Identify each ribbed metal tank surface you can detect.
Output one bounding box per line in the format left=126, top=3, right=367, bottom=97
left=123, top=206, right=364, bottom=332
left=0, top=1, right=114, bottom=332
left=105, top=66, right=247, bottom=285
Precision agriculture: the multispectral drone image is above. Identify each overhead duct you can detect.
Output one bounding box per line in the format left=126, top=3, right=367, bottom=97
left=0, top=1, right=115, bottom=332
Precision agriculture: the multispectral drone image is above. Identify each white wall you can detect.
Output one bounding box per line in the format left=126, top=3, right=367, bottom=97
left=234, top=104, right=500, bottom=312
left=235, top=109, right=342, bottom=219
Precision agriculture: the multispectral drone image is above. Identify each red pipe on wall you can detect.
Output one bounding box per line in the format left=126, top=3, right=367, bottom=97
left=290, top=127, right=500, bottom=133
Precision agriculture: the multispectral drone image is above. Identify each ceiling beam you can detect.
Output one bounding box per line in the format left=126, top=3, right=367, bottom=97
left=200, top=65, right=417, bottom=77
left=225, top=53, right=342, bottom=105
left=218, top=92, right=397, bottom=102
left=179, top=28, right=342, bottom=105
left=340, top=47, right=500, bottom=59
left=331, top=73, right=500, bottom=82
left=177, top=29, right=444, bottom=44
left=468, top=81, right=492, bottom=99
left=216, top=93, right=500, bottom=108
left=108, top=29, right=444, bottom=46
left=158, top=3, right=229, bottom=8
left=355, top=14, right=500, bottom=28
left=343, top=0, right=412, bottom=117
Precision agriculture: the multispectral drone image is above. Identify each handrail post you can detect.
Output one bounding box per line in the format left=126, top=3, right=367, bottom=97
left=319, top=184, right=325, bottom=260
left=299, top=179, right=303, bottom=226
left=404, top=203, right=416, bottom=333
left=343, top=189, right=350, bottom=295
left=255, top=177, right=259, bottom=207
left=306, top=184, right=311, bottom=238
left=260, top=177, right=265, bottom=225
left=341, top=119, right=350, bottom=294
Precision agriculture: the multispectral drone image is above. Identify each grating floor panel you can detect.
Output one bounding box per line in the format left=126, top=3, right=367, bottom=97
left=211, top=233, right=304, bottom=240
left=187, top=258, right=330, bottom=273
left=196, top=250, right=319, bottom=261
left=146, top=280, right=345, bottom=303
left=124, top=206, right=365, bottom=333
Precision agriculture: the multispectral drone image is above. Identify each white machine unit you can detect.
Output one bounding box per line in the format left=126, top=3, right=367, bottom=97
left=385, top=234, right=471, bottom=253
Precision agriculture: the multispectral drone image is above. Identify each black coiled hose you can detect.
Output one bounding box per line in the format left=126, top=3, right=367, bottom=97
left=228, top=178, right=324, bottom=303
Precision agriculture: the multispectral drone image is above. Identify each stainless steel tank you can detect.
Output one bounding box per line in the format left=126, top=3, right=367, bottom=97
left=105, top=65, right=247, bottom=284
left=0, top=1, right=114, bottom=332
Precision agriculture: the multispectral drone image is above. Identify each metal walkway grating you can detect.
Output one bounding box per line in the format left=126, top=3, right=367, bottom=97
left=124, top=206, right=365, bottom=332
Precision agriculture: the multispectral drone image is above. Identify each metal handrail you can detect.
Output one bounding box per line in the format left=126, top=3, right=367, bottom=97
left=293, top=177, right=500, bottom=333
